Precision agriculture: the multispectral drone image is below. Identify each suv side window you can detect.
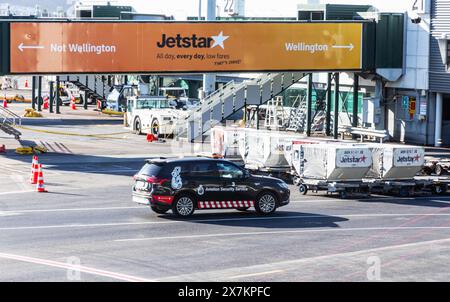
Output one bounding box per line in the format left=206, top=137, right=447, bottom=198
left=216, top=162, right=244, bottom=179
left=191, top=161, right=218, bottom=178
left=159, top=163, right=188, bottom=177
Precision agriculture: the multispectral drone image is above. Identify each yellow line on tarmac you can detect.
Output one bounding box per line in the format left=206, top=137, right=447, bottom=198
left=16, top=125, right=129, bottom=139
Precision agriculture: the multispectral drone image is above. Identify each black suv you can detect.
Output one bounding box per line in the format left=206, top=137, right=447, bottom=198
left=132, top=157, right=290, bottom=217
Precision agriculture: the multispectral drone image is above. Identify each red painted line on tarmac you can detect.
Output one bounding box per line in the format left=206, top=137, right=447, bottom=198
left=0, top=252, right=153, bottom=282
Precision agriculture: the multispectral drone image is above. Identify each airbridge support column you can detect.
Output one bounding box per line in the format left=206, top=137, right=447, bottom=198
left=306, top=73, right=313, bottom=136
left=352, top=74, right=359, bottom=128
left=333, top=73, right=340, bottom=139
left=325, top=73, right=332, bottom=136
left=84, top=91, right=88, bottom=110
left=31, top=76, right=36, bottom=110
left=55, top=76, right=60, bottom=114
left=333, top=73, right=339, bottom=139
left=352, top=74, right=359, bottom=140
left=37, top=76, right=42, bottom=112
left=49, top=81, right=54, bottom=113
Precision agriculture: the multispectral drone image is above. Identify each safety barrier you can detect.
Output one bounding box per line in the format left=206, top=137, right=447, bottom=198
left=338, top=126, right=389, bottom=143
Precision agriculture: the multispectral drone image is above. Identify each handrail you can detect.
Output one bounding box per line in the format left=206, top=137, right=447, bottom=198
left=191, top=79, right=236, bottom=115
left=0, top=106, right=21, bottom=126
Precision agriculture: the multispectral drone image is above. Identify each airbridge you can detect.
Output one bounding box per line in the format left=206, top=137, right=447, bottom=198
left=0, top=18, right=404, bottom=141
left=0, top=20, right=375, bottom=74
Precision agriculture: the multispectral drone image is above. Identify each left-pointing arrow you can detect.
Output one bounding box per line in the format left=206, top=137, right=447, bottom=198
left=18, top=42, right=45, bottom=52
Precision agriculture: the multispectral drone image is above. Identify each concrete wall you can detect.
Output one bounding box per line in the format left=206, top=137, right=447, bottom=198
left=383, top=88, right=433, bottom=145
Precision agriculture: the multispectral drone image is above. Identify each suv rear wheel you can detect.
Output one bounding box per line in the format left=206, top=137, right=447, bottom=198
left=255, top=192, right=277, bottom=215
left=172, top=195, right=195, bottom=217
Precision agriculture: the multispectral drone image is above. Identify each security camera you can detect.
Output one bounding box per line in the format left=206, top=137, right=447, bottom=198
left=411, top=16, right=422, bottom=23
left=410, top=11, right=422, bottom=24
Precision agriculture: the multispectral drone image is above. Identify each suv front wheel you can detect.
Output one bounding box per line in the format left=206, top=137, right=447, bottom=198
left=255, top=192, right=277, bottom=215
left=172, top=195, right=195, bottom=217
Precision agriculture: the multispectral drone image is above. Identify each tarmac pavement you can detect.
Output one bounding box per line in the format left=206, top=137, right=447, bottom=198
left=2, top=102, right=450, bottom=282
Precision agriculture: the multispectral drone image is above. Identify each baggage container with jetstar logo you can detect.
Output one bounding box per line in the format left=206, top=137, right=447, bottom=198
left=293, top=144, right=373, bottom=199
left=297, top=144, right=373, bottom=181
left=364, top=144, right=425, bottom=180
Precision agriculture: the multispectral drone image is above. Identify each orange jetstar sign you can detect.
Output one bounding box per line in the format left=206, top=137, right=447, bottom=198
left=10, top=22, right=363, bottom=74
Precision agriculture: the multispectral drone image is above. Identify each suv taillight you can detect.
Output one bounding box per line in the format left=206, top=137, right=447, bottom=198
left=146, top=177, right=169, bottom=185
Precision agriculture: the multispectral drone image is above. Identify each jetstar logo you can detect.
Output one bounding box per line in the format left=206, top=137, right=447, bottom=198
left=396, top=154, right=421, bottom=163
left=340, top=154, right=367, bottom=164
left=156, top=31, right=229, bottom=49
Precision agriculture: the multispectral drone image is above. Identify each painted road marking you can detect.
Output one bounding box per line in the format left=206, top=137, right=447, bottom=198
left=0, top=206, right=142, bottom=213
left=3, top=213, right=450, bottom=231
left=114, top=226, right=450, bottom=242
left=0, top=164, right=27, bottom=174
left=0, top=190, right=34, bottom=196
left=60, top=169, right=137, bottom=174
left=0, top=211, right=21, bottom=217
left=290, top=196, right=450, bottom=203
left=0, top=252, right=153, bottom=282
left=157, top=236, right=450, bottom=281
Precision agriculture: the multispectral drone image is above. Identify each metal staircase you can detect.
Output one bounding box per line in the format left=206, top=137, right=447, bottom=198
left=59, top=75, right=112, bottom=101
left=286, top=95, right=307, bottom=132
left=264, top=96, right=288, bottom=130
left=0, top=106, right=22, bottom=139
left=187, top=72, right=307, bottom=141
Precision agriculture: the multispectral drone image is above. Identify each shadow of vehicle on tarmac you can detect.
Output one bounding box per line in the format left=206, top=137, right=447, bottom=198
left=314, top=193, right=450, bottom=208
left=157, top=210, right=348, bottom=229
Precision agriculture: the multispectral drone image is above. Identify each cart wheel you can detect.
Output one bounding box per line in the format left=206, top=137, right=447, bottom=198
left=398, top=187, right=411, bottom=198
left=293, top=177, right=301, bottom=186
left=433, top=184, right=448, bottom=195
left=435, top=164, right=444, bottom=176
left=299, top=184, right=308, bottom=195
left=339, top=191, right=348, bottom=199
left=422, top=166, right=433, bottom=175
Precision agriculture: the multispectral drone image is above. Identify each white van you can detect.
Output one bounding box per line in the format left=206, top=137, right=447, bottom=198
left=125, top=96, right=189, bottom=136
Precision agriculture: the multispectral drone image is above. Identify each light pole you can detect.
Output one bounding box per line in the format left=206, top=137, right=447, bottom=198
left=203, top=0, right=216, bottom=98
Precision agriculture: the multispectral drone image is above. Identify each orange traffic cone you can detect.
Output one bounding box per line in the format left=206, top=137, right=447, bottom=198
left=36, top=164, right=47, bottom=193
left=24, top=79, right=29, bottom=88
left=3, top=98, right=7, bottom=108
left=0, top=144, right=6, bottom=154
left=43, top=96, right=49, bottom=109
left=70, top=96, right=76, bottom=110
left=30, top=155, right=39, bottom=184
left=146, top=133, right=156, bottom=142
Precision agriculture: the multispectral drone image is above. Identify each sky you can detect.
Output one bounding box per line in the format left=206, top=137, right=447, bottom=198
left=6, top=0, right=416, bottom=19
left=125, top=0, right=414, bottom=20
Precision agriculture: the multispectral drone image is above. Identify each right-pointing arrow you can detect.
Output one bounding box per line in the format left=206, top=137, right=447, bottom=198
left=18, top=42, right=45, bottom=52
left=332, top=43, right=354, bottom=51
